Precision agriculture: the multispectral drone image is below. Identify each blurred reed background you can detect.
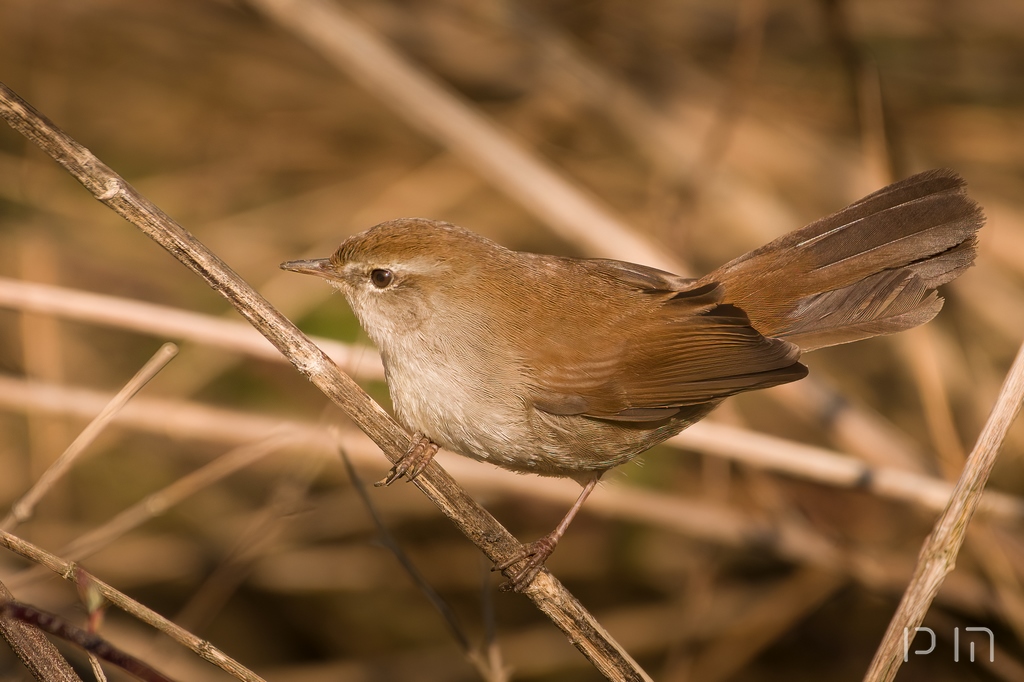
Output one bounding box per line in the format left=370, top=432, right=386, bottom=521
left=1, top=0, right=1023, bottom=680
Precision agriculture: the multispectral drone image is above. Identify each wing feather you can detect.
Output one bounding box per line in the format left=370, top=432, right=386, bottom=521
left=525, top=261, right=806, bottom=423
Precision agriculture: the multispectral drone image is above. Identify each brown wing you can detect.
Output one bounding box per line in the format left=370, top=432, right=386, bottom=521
left=525, top=262, right=807, bottom=423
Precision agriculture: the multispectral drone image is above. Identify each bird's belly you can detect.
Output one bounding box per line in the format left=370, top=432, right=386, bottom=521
left=381, top=347, right=716, bottom=478
left=384, top=359, right=704, bottom=478
left=383, top=353, right=532, bottom=466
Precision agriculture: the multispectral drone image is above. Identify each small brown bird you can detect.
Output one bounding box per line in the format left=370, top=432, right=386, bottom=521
left=283, top=169, right=983, bottom=589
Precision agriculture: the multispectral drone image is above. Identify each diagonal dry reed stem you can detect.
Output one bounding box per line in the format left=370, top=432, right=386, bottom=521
left=1, top=342, right=179, bottom=530
left=864, top=339, right=1024, bottom=681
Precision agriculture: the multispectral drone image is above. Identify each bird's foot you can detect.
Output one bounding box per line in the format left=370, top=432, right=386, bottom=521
left=375, top=432, right=439, bottom=486
left=493, top=533, right=559, bottom=592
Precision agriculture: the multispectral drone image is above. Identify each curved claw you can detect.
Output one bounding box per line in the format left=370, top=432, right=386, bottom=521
left=491, top=477, right=599, bottom=591
left=375, top=433, right=439, bottom=487
left=493, top=535, right=558, bottom=591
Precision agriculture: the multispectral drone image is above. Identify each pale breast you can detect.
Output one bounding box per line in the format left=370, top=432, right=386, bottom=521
left=380, top=333, right=543, bottom=469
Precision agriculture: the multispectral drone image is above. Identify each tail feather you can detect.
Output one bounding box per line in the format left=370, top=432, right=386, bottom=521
left=703, top=169, right=984, bottom=350
left=776, top=270, right=942, bottom=350
left=905, top=235, right=978, bottom=288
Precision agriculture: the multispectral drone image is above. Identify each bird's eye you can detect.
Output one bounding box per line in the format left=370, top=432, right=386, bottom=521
left=370, top=268, right=394, bottom=289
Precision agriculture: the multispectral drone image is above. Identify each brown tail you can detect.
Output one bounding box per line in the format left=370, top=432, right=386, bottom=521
left=701, top=169, right=984, bottom=351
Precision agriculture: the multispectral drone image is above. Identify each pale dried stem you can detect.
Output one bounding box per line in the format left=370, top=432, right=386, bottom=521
left=674, top=421, right=1024, bottom=521
left=0, top=372, right=1019, bottom=540
left=900, top=327, right=967, bottom=478
left=17, top=234, right=69, bottom=483
left=5, top=432, right=304, bottom=592
left=0, top=529, right=264, bottom=682
left=1, top=342, right=179, bottom=531
left=0, top=277, right=385, bottom=380
left=1, top=284, right=1007, bottom=519
left=901, top=327, right=1024, bottom=642
left=0, top=377, right=837, bottom=595
left=3, top=374, right=1023, bottom=536
left=0, top=81, right=650, bottom=681
left=864, top=339, right=1024, bottom=681
left=88, top=654, right=108, bottom=682
left=0, top=376, right=1005, bottom=620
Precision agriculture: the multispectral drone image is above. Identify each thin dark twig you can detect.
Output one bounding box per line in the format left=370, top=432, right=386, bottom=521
left=339, top=446, right=477, bottom=661
left=479, top=555, right=508, bottom=681
left=341, top=447, right=511, bottom=681
left=0, top=79, right=648, bottom=681
left=0, top=580, right=82, bottom=682
left=1, top=601, right=175, bottom=682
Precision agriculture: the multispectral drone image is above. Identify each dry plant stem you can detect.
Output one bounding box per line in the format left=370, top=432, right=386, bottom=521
left=900, top=327, right=967, bottom=478
left=5, top=366, right=1024, bottom=524
left=89, top=655, right=108, bottom=682
left=864, top=339, right=1024, bottom=682
left=248, top=0, right=680, bottom=274
left=0, top=371, right=1020, bottom=624
left=1, top=601, right=171, bottom=682
left=0, top=580, right=82, bottom=682
left=0, top=274, right=987, bottom=515
left=0, top=277, right=385, bottom=380
left=165, top=454, right=324, bottom=643
left=0, top=378, right=837, bottom=594
left=1, top=342, right=179, bottom=530
left=675, top=421, right=1024, bottom=521
left=63, top=435, right=296, bottom=559
left=18, top=235, right=69, bottom=485
left=4, top=371, right=1002, bottom=623
left=340, top=445, right=508, bottom=682
left=0, top=529, right=263, bottom=682
left=0, top=82, right=650, bottom=682
left=3, top=373, right=1024, bottom=534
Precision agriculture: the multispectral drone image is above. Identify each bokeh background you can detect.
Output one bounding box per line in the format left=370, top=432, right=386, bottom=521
left=1, top=0, right=1024, bottom=680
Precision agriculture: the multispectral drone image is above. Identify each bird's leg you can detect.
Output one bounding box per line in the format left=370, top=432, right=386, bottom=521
left=375, top=432, right=440, bottom=486
left=495, top=477, right=600, bottom=591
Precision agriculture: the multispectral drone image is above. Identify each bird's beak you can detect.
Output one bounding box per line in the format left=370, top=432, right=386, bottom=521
left=280, top=258, right=334, bottom=279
